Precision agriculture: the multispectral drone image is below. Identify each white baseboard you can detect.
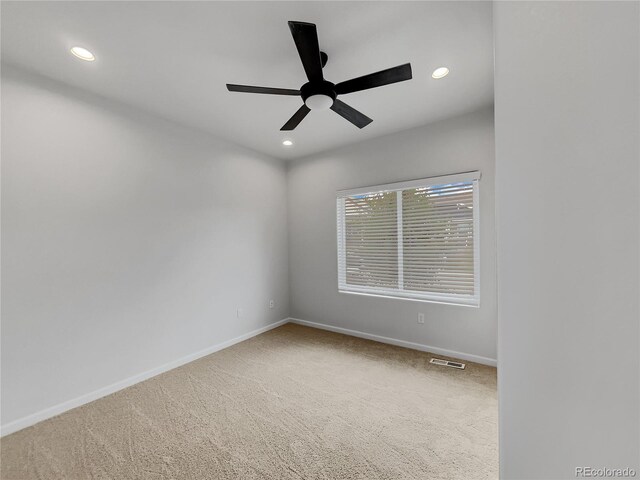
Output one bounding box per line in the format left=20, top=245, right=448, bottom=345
left=0, top=318, right=289, bottom=437
left=288, top=318, right=497, bottom=367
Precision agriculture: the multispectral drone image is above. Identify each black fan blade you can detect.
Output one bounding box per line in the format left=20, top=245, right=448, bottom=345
left=335, top=63, right=412, bottom=95
left=330, top=100, right=373, bottom=129
left=288, top=21, right=323, bottom=82
left=227, top=84, right=300, bottom=96
left=281, top=104, right=311, bottom=131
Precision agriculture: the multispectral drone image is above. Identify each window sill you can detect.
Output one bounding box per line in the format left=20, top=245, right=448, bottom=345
left=338, top=288, right=480, bottom=308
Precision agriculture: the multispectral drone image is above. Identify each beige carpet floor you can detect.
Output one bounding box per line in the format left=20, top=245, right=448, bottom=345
left=1, top=324, right=498, bottom=480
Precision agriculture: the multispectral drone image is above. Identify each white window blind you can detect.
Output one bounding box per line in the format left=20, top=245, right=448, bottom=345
left=337, top=172, right=480, bottom=306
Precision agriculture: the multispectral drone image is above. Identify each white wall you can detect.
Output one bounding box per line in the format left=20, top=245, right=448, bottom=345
left=287, top=107, right=496, bottom=363
left=1, top=66, right=289, bottom=429
left=495, top=2, right=639, bottom=478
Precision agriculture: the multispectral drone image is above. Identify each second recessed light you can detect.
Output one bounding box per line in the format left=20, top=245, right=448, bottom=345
left=282, top=140, right=293, bottom=146
left=70, top=46, right=95, bottom=62
left=432, top=67, right=449, bottom=79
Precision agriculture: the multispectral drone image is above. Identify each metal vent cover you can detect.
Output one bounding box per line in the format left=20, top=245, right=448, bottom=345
left=430, top=358, right=466, bottom=369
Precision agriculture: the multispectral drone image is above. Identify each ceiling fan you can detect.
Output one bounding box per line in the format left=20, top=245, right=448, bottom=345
left=226, top=21, right=413, bottom=131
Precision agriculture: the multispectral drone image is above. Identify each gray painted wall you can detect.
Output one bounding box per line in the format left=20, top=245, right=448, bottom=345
left=1, top=66, right=289, bottom=427
left=494, top=2, right=640, bottom=478
left=287, top=107, right=496, bottom=363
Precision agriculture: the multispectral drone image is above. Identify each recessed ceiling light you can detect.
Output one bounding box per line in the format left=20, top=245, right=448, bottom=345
left=282, top=140, right=293, bottom=146
left=432, top=67, right=449, bottom=79
left=70, top=46, right=95, bottom=62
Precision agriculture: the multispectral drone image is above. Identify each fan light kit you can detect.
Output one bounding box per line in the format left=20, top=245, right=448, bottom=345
left=226, top=21, right=413, bottom=131
left=70, top=46, right=95, bottom=62
left=305, top=94, right=333, bottom=111
left=432, top=67, right=449, bottom=79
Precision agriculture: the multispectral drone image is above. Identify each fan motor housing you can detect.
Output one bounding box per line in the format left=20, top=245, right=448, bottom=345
left=300, top=80, right=336, bottom=105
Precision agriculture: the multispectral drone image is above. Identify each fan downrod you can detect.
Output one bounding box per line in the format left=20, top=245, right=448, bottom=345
left=320, top=51, right=328, bottom=68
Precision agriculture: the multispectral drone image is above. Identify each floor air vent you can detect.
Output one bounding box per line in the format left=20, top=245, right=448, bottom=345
left=430, top=358, right=466, bottom=369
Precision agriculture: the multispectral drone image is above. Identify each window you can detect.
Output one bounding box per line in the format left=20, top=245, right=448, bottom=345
left=337, top=171, right=480, bottom=306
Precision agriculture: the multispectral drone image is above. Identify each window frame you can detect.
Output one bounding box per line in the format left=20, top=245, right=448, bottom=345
left=336, top=171, right=481, bottom=307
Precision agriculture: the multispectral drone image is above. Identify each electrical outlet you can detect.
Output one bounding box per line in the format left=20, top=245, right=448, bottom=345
left=269, top=300, right=275, bottom=309
left=236, top=308, right=243, bottom=318
left=417, top=313, right=425, bottom=324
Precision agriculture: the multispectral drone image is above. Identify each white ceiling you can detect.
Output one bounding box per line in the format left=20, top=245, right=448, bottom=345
left=1, top=1, right=494, bottom=160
